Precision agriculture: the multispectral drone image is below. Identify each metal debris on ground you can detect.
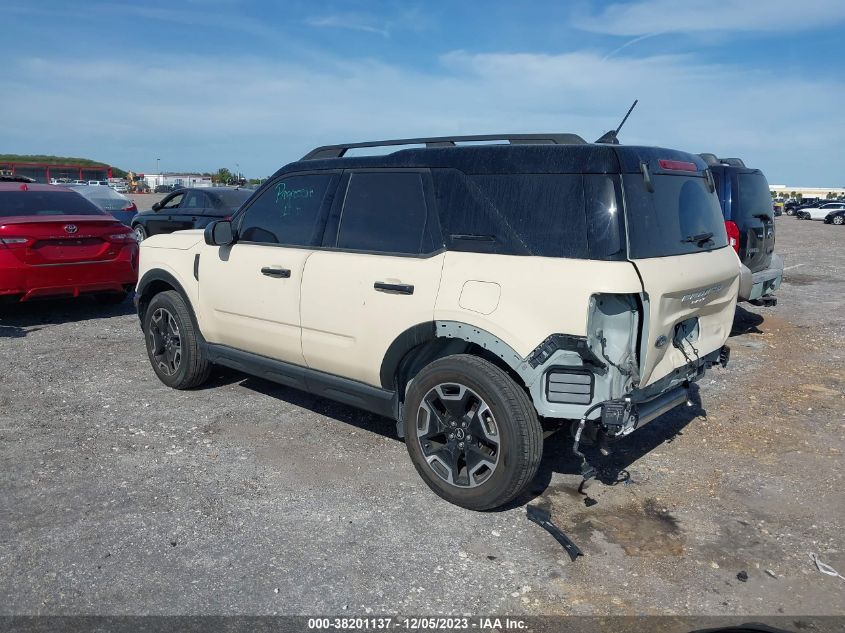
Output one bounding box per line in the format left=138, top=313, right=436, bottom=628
left=526, top=505, right=583, bottom=562
left=809, top=553, right=845, bottom=581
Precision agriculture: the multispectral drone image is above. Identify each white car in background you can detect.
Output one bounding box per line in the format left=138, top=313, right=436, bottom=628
left=797, top=201, right=845, bottom=220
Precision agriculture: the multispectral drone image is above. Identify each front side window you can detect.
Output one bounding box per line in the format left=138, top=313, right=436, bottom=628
left=238, top=174, right=335, bottom=245
left=161, top=193, right=184, bottom=210
left=336, top=172, right=429, bottom=254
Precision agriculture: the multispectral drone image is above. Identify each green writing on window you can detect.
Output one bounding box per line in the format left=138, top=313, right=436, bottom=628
left=276, top=182, right=315, bottom=215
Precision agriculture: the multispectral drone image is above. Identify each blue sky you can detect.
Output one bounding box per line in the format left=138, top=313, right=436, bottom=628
left=1, top=0, right=844, bottom=185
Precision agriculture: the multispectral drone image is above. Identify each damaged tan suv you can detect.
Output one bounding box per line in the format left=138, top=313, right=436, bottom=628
left=136, top=134, right=737, bottom=510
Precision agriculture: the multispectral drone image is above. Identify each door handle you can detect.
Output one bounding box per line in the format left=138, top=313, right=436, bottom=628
left=374, top=281, right=414, bottom=295
left=261, top=267, right=291, bottom=278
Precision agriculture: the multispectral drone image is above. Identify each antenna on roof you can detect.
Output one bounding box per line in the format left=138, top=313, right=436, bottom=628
left=595, top=99, right=638, bottom=144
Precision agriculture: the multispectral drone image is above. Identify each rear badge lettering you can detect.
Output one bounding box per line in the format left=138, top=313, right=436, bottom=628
left=681, top=284, right=724, bottom=305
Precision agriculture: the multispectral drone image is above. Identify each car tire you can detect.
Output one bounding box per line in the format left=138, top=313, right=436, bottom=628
left=403, top=354, right=542, bottom=511
left=95, top=291, right=128, bottom=305
left=143, top=290, right=211, bottom=389
left=133, top=224, right=147, bottom=241
left=786, top=209, right=793, bottom=216
left=833, top=216, right=845, bottom=226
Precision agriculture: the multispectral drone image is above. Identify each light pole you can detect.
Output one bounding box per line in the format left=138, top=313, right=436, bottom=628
left=156, top=158, right=161, bottom=186
left=236, top=163, right=240, bottom=183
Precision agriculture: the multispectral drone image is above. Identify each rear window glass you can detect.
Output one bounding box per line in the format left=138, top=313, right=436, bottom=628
left=0, top=191, right=107, bottom=217
left=735, top=172, right=774, bottom=222
left=624, top=174, right=728, bottom=259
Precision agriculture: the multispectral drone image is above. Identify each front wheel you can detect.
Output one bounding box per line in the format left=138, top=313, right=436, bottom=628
left=403, top=354, right=542, bottom=511
left=143, top=290, right=210, bottom=389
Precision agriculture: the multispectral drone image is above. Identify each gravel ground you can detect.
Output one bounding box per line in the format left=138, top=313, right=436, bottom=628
left=1, top=217, right=843, bottom=617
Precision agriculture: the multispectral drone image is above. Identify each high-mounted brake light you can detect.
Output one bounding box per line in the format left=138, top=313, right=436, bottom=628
left=725, top=220, right=740, bottom=254
left=658, top=159, right=698, bottom=172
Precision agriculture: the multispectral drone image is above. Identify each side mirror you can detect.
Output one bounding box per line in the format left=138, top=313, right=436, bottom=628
left=152, top=202, right=161, bottom=211
left=204, top=220, right=234, bottom=246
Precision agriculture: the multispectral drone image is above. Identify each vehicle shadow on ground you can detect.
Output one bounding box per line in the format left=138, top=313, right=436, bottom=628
left=219, top=365, right=705, bottom=511
left=731, top=305, right=765, bottom=336
left=512, top=382, right=706, bottom=510
left=204, top=368, right=400, bottom=439
left=0, top=297, right=136, bottom=338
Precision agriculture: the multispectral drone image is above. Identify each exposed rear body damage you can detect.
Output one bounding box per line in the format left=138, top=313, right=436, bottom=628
left=136, top=134, right=739, bottom=509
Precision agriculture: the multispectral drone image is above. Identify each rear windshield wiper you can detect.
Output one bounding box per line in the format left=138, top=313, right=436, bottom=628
left=681, top=231, right=714, bottom=246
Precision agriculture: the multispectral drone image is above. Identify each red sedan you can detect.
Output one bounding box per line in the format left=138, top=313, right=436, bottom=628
left=0, top=181, right=138, bottom=303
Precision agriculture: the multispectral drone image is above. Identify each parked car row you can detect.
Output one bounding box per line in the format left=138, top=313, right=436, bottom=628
left=792, top=201, right=845, bottom=224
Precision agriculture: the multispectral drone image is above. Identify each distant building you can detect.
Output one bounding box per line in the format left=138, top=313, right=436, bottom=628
left=0, top=160, right=112, bottom=183
left=143, top=173, right=213, bottom=189
left=770, top=184, right=845, bottom=199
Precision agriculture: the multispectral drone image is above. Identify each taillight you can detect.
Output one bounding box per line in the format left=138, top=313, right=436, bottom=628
left=658, top=159, right=698, bottom=172
left=725, top=220, right=740, bottom=254
left=108, top=230, right=135, bottom=242
left=122, top=202, right=138, bottom=212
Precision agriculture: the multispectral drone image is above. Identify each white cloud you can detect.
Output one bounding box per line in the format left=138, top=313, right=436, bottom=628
left=2, top=50, right=843, bottom=185
left=306, top=13, right=391, bottom=37
left=574, top=0, right=845, bottom=36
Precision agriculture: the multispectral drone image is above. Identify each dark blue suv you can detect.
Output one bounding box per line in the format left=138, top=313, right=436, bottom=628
left=699, top=154, right=783, bottom=305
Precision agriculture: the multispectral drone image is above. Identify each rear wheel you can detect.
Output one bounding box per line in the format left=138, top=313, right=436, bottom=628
left=403, top=354, right=542, bottom=511
left=133, top=224, right=147, bottom=241
left=143, top=290, right=210, bottom=389
left=833, top=215, right=844, bottom=226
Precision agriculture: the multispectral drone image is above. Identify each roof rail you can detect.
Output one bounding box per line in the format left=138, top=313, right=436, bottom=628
left=302, top=133, right=588, bottom=160
left=698, top=153, right=721, bottom=166
left=697, top=154, right=747, bottom=168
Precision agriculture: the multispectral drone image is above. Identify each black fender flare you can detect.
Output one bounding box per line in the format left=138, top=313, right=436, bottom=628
left=135, top=269, right=198, bottom=332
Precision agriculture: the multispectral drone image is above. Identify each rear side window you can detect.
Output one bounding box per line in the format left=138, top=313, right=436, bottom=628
left=212, top=189, right=252, bottom=209
left=183, top=191, right=207, bottom=209
left=584, top=175, right=625, bottom=260
left=433, top=169, right=589, bottom=259
left=734, top=172, right=773, bottom=222
left=0, top=191, right=107, bottom=217
left=336, top=172, right=429, bottom=254
left=624, top=174, right=728, bottom=259
left=238, top=174, right=335, bottom=245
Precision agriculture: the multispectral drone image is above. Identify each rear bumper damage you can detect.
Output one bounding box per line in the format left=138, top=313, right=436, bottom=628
left=738, top=254, right=783, bottom=303
left=599, top=344, right=727, bottom=439
left=571, top=345, right=729, bottom=478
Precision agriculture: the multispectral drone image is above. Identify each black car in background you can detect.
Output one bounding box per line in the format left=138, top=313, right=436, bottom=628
left=825, top=207, right=845, bottom=225
left=154, top=184, right=181, bottom=194
left=132, top=187, right=253, bottom=241
left=699, top=153, right=783, bottom=306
